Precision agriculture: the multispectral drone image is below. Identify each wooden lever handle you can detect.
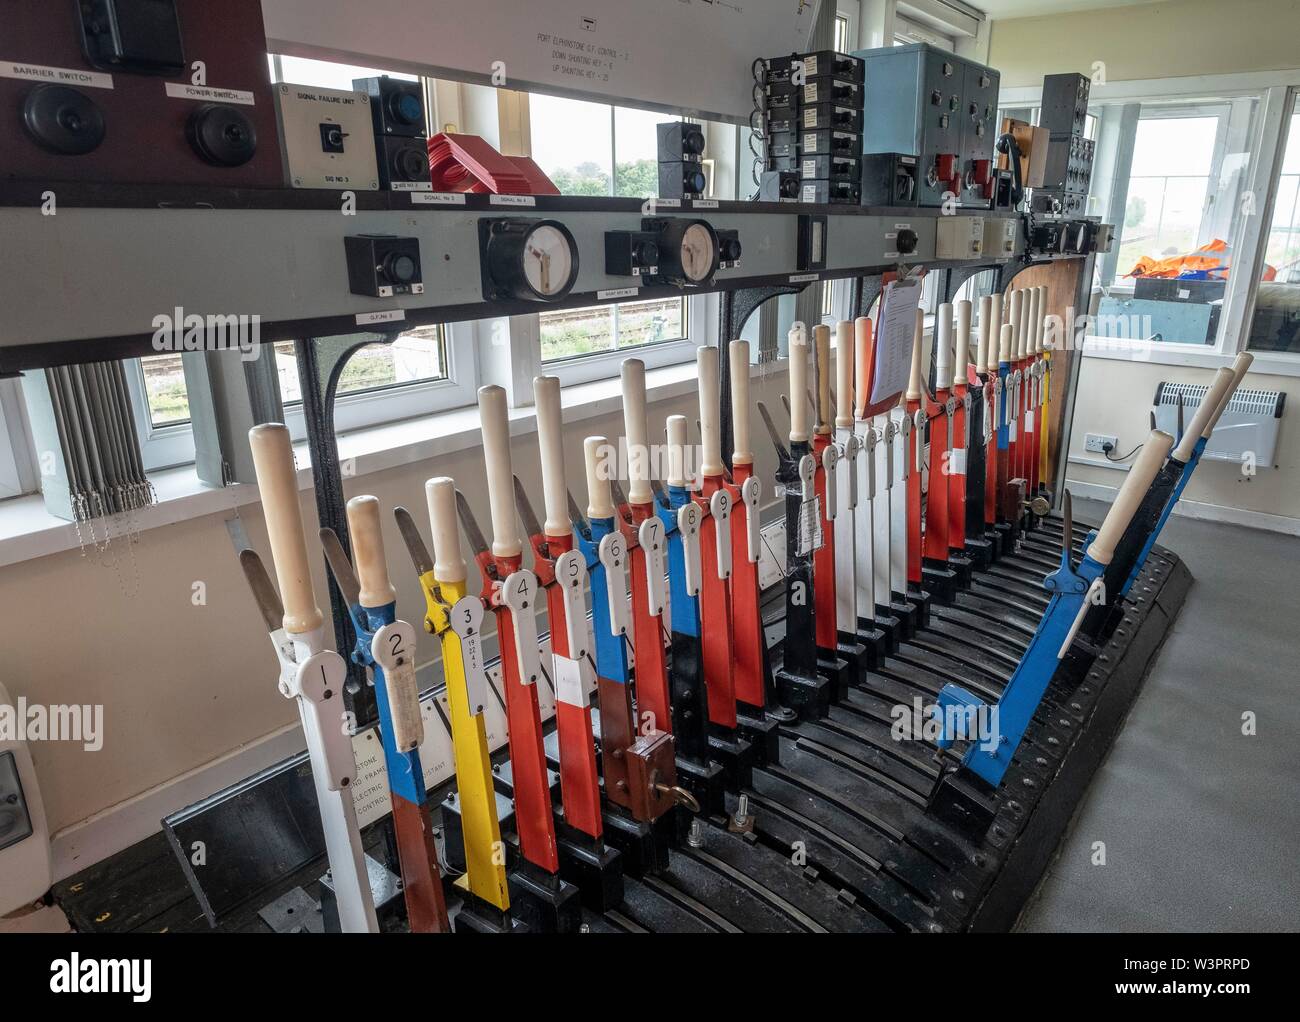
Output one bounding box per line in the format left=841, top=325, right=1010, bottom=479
left=905, top=308, right=924, bottom=401
left=999, top=322, right=1014, bottom=364
left=935, top=303, right=954, bottom=387
left=814, top=323, right=833, bottom=433
left=584, top=435, right=615, bottom=519
left=247, top=423, right=322, bottom=636
left=666, top=415, right=689, bottom=488
left=730, top=339, right=753, bottom=466
left=621, top=358, right=651, bottom=503
left=698, top=346, right=724, bottom=477
left=533, top=375, right=570, bottom=538
left=478, top=384, right=520, bottom=558
left=1088, top=430, right=1175, bottom=566
left=1205, top=352, right=1254, bottom=437
left=986, top=292, right=1003, bottom=374
left=854, top=316, right=872, bottom=419
left=1173, top=367, right=1235, bottom=462
left=835, top=320, right=854, bottom=429
left=788, top=328, right=810, bottom=442
left=346, top=495, right=396, bottom=608
left=426, top=476, right=465, bottom=584
left=955, top=300, right=971, bottom=388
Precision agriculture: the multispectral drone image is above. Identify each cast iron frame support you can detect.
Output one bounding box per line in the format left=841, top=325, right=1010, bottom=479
left=296, top=329, right=403, bottom=727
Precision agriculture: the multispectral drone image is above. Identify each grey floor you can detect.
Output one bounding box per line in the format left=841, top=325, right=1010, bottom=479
left=1018, top=498, right=1300, bottom=932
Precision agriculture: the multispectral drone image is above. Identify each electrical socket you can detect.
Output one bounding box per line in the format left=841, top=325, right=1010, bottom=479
left=1085, top=433, right=1118, bottom=454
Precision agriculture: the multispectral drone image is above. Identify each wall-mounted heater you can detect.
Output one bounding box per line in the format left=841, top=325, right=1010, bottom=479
left=1153, top=381, right=1285, bottom=469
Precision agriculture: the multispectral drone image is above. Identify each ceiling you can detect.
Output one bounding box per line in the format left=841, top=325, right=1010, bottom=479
left=973, top=0, right=1171, bottom=18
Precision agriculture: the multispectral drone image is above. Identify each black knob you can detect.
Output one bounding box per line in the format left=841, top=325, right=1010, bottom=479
left=187, top=104, right=258, bottom=167
left=896, top=228, right=918, bottom=255
left=682, top=127, right=705, bottom=156
left=721, top=237, right=742, bottom=261
left=634, top=240, right=660, bottom=266
left=393, top=143, right=428, bottom=181
left=382, top=252, right=418, bottom=285
left=780, top=175, right=799, bottom=198
left=22, top=85, right=105, bottom=155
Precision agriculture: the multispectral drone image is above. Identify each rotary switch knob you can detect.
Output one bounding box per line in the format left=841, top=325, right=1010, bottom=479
left=896, top=228, right=919, bottom=255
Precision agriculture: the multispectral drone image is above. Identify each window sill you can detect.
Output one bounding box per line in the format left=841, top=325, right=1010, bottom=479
left=0, top=359, right=716, bottom=568
left=1081, top=337, right=1300, bottom=377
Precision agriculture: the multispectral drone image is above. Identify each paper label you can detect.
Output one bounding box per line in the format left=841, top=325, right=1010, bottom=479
left=489, top=194, right=535, bottom=206
left=797, top=497, right=824, bottom=556
left=355, top=309, right=405, bottom=325
left=164, top=82, right=255, bottom=105
left=2, top=61, right=113, bottom=89
left=411, top=191, right=467, bottom=205
left=950, top=448, right=967, bottom=475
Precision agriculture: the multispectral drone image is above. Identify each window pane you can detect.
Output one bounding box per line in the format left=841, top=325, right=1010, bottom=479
left=614, top=106, right=664, bottom=198
left=270, top=55, right=417, bottom=89
left=540, top=306, right=616, bottom=360
left=276, top=327, right=447, bottom=404
left=530, top=95, right=612, bottom=196
left=1097, top=98, right=1259, bottom=346
left=1130, top=116, right=1218, bottom=176
left=616, top=297, right=685, bottom=348
left=140, top=354, right=190, bottom=427
left=835, top=15, right=849, bottom=53
left=1250, top=100, right=1300, bottom=350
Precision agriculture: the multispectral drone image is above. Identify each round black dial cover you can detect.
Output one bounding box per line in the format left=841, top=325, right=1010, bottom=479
left=22, top=85, right=105, bottom=155
left=384, top=253, right=418, bottom=285
left=187, top=104, right=258, bottom=167
left=896, top=228, right=919, bottom=255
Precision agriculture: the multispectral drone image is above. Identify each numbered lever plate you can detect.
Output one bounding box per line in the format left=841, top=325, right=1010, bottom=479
left=637, top=517, right=668, bottom=616
left=709, top=489, right=733, bottom=578
left=740, top=476, right=761, bottom=563
left=294, top=649, right=356, bottom=791
left=598, top=532, right=633, bottom=637
left=449, top=595, right=491, bottom=715
left=371, top=620, right=425, bottom=752
left=501, top=570, right=544, bottom=687
left=677, top=502, right=703, bottom=596
left=821, top=444, right=838, bottom=521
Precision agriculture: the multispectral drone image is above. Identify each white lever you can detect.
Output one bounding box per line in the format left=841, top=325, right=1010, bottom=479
left=637, top=517, right=668, bottom=616
left=843, top=433, right=860, bottom=511
left=597, top=532, right=633, bottom=637
left=501, top=570, right=544, bottom=687
left=709, top=489, right=733, bottom=579
left=883, top=420, right=895, bottom=491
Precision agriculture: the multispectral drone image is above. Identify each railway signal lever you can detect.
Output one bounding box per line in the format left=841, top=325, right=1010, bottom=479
left=928, top=431, right=1174, bottom=837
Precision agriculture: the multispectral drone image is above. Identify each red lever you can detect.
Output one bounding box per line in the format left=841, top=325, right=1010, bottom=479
left=427, top=133, right=559, bottom=195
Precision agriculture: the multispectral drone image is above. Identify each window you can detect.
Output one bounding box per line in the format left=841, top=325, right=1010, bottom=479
left=140, top=354, right=191, bottom=427
left=275, top=328, right=448, bottom=403
left=894, top=16, right=956, bottom=51
left=527, top=95, right=707, bottom=375
left=1088, top=97, right=1260, bottom=347
left=835, top=15, right=851, bottom=53
left=0, top=378, right=38, bottom=500
left=1250, top=94, right=1300, bottom=352
left=540, top=300, right=687, bottom=362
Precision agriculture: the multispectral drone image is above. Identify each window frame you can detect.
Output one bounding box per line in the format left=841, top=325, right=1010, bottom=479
left=1001, top=73, right=1300, bottom=376
left=0, top=378, right=38, bottom=500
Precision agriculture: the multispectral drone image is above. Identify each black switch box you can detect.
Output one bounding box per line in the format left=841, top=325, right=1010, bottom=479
left=606, top=230, right=661, bottom=278
left=344, top=235, right=423, bottom=298
left=78, top=0, right=186, bottom=75
left=656, top=121, right=705, bottom=162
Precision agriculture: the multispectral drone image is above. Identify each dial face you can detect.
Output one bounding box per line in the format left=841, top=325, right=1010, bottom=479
left=523, top=224, right=575, bottom=297
left=679, top=223, right=716, bottom=283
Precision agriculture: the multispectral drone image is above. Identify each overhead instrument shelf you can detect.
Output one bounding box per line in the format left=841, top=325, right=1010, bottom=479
left=0, top=181, right=1086, bottom=373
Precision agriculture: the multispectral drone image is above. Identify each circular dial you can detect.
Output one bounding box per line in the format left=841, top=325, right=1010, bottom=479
left=679, top=223, right=716, bottom=283
left=522, top=224, right=575, bottom=297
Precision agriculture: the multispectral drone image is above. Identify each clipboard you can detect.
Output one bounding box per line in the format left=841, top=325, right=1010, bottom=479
left=855, top=274, right=924, bottom=419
